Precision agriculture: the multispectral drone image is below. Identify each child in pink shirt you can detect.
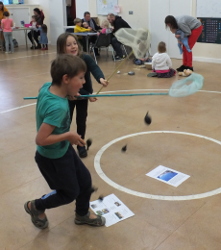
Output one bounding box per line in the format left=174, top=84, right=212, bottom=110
left=1, top=11, right=14, bottom=53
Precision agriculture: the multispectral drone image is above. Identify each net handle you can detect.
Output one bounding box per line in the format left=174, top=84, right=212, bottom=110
left=96, top=50, right=133, bottom=94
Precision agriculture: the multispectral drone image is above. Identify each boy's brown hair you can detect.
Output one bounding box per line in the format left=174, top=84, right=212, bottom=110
left=51, top=54, right=86, bottom=86
left=158, top=41, right=166, bottom=53
left=74, top=18, right=81, bottom=25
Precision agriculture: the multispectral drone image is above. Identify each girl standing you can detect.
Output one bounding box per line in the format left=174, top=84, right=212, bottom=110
left=152, top=41, right=175, bottom=78
left=1, top=11, right=14, bottom=54
left=57, top=33, right=108, bottom=158
left=39, top=24, right=48, bottom=50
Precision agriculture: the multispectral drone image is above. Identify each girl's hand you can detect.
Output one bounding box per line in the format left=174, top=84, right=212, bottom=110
left=68, top=132, right=85, bottom=146
left=89, top=97, right=97, bottom=102
left=67, top=93, right=80, bottom=100
left=100, top=78, right=109, bottom=87
left=175, top=34, right=181, bottom=38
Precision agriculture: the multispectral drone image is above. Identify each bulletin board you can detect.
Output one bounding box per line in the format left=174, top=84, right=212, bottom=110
left=197, top=18, right=221, bottom=44
left=97, top=0, right=118, bottom=15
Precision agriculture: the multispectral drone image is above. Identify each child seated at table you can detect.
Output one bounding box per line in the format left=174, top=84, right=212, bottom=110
left=28, top=15, right=41, bottom=49
left=100, top=20, right=112, bottom=34
left=74, top=18, right=92, bottom=52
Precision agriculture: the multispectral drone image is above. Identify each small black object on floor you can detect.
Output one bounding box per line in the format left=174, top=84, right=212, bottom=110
left=121, top=145, right=127, bottom=152
left=144, top=112, right=152, bottom=125
left=86, top=139, right=92, bottom=150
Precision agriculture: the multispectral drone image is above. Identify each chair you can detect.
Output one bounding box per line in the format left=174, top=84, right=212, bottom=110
left=66, top=28, right=74, bottom=33
left=91, top=33, right=115, bottom=64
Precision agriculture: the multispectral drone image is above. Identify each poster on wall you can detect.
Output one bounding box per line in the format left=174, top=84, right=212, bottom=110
left=97, top=0, right=118, bottom=15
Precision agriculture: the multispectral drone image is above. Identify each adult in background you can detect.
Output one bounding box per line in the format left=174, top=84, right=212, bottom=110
left=165, top=15, right=202, bottom=72
left=28, top=8, right=45, bottom=49
left=0, top=1, right=9, bottom=50
left=81, top=11, right=100, bottom=56
left=0, top=1, right=9, bottom=21
left=107, top=13, right=131, bottom=61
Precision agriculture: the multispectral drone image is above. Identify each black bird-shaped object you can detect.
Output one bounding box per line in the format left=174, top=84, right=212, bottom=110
left=121, top=145, right=127, bottom=152
left=144, top=112, right=152, bottom=125
left=86, top=139, right=92, bottom=150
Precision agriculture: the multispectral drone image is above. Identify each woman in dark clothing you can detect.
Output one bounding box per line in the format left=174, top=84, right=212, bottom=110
left=57, top=33, right=108, bottom=158
left=28, top=8, right=45, bottom=49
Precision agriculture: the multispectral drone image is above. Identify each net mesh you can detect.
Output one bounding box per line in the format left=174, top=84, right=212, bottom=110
left=169, top=73, right=204, bottom=97
left=114, top=28, right=151, bottom=59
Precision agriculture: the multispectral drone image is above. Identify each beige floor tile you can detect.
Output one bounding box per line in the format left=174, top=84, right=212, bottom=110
left=1, top=45, right=221, bottom=249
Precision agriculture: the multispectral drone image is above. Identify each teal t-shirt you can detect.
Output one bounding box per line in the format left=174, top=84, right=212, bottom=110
left=36, top=82, right=70, bottom=159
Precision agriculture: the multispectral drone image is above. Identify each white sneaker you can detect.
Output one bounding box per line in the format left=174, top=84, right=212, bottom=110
left=5, top=51, right=9, bottom=54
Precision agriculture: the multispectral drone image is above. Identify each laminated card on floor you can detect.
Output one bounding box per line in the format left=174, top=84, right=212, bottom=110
left=90, top=194, right=135, bottom=227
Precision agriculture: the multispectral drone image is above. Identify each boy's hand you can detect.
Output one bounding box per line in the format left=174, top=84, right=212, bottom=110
left=89, top=97, right=97, bottom=102
left=100, top=78, right=108, bottom=87
left=69, top=132, right=85, bottom=146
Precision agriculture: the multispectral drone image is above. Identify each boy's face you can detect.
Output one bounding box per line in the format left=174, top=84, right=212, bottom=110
left=76, top=21, right=82, bottom=26
left=65, top=36, right=79, bottom=56
left=67, top=72, right=85, bottom=96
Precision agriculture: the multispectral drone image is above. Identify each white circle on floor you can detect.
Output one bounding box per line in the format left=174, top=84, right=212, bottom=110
left=94, top=131, right=221, bottom=201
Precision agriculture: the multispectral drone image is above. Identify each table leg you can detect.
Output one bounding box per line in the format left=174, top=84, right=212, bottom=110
left=24, top=29, right=28, bottom=50
left=86, top=36, right=89, bottom=52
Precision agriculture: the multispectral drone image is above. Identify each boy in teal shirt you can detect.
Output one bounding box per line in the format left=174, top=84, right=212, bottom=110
left=24, top=54, right=105, bottom=229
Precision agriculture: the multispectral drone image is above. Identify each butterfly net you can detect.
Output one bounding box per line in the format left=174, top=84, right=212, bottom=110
left=169, top=73, right=204, bottom=97
left=114, top=28, right=151, bottom=59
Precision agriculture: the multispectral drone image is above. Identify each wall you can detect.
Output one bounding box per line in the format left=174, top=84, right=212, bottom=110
left=191, top=0, right=221, bottom=63
left=87, top=0, right=148, bottom=29
left=24, top=0, right=50, bottom=43
left=87, top=0, right=220, bottom=64
left=16, top=0, right=221, bottom=63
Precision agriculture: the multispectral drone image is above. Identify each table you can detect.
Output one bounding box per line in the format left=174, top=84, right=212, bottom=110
left=13, top=27, right=32, bottom=50
left=74, top=32, right=98, bottom=52
left=0, top=27, right=33, bottom=51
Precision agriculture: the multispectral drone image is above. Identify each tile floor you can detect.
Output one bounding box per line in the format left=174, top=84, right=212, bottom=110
left=0, top=45, right=221, bottom=250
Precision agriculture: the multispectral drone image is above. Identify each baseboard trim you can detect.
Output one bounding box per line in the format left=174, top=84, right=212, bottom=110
left=193, top=57, right=221, bottom=64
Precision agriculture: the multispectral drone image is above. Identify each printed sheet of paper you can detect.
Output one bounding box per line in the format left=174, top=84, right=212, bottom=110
left=90, top=194, right=135, bottom=227
left=146, top=165, right=190, bottom=187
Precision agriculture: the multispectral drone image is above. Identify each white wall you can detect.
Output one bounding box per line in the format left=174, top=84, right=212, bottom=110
left=15, top=0, right=221, bottom=63
left=76, top=0, right=89, bottom=18
left=87, top=0, right=221, bottom=64
left=88, top=0, right=148, bottom=29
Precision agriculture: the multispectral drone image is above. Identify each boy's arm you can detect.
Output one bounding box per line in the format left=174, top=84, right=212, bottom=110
left=36, top=123, right=85, bottom=146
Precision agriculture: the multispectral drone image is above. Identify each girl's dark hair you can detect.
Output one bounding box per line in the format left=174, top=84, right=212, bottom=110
left=41, top=24, right=47, bottom=33
left=50, top=54, right=86, bottom=86
left=3, top=11, right=9, bottom=17
left=34, top=8, right=41, bottom=15
left=158, top=41, right=166, bottom=53
left=56, top=33, right=83, bottom=56
left=164, top=15, right=178, bottom=29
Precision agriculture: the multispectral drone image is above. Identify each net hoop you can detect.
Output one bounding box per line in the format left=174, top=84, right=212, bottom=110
left=114, top=28, right=151, bottom=59
left=169, top=73, right=204, bottom=97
